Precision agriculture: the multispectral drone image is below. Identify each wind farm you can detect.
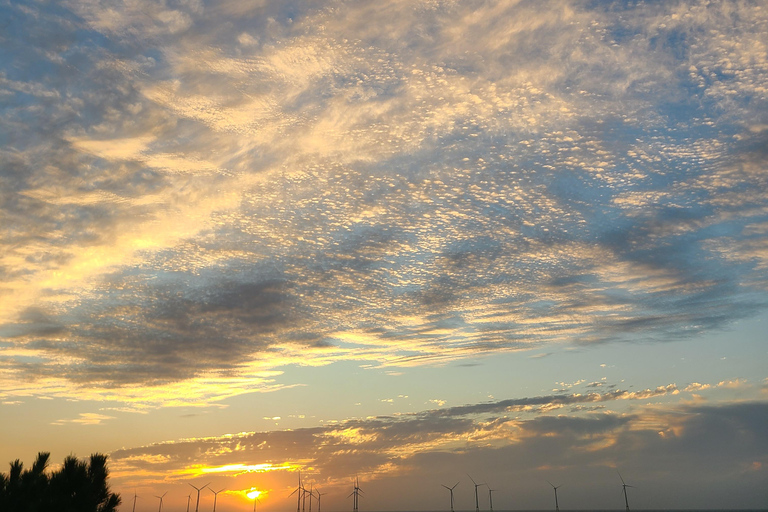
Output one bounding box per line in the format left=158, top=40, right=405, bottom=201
left=111, top=471, right=656, bottom=512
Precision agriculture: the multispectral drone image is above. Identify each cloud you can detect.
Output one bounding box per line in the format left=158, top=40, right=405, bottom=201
left=110, top=382, right=681, bottom=474
left=684, top=382, right=711, bottom=392
left=52, top=412, right=115, bottom=426
left=107, top=391, right=768, bottom=509
left=717, top=378, right=749, bottom=389
left=1, top=0, right=768, bottom=404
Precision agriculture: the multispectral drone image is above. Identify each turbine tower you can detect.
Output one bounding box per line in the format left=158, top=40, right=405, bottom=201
left=467, top=475, right=484, bottom=512
left=131, top=491, right=139, bottom=512
left=154, top=492, right=167, bottom=512
left=488, top=488, right=495, bottom=512
left=210, top=487, right=225, bottom=512
left=289, top=471, right=304, bottom=512
left=315, top=488, right=327, bottom=512
left=441, top=482, right=459, bottom=512
left=547, top=482, right=560, bottom=512
left=618, top=473, right=634, bottom=512
left=348, top=476, right=363, bottom=512
left=186, top=494, right=192, bottom=512
left=189, top=482, right=210, bottom=512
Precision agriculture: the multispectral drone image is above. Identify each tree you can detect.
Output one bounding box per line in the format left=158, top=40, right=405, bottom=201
left=0, top=452, right=121, bottom=512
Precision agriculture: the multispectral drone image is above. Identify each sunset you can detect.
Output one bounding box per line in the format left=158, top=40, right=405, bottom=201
left=1, top=0, right=767, bottom=511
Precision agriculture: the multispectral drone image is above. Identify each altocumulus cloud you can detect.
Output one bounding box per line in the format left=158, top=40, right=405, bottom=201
left=1, top=0, right=768, bottom=403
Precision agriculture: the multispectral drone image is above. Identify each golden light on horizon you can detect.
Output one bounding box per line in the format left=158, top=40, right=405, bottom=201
left=178, top=462, right=299, bottom=478
left=201, top=463, right=276, bottom=474
left=246, top=488, right=264, bottom=500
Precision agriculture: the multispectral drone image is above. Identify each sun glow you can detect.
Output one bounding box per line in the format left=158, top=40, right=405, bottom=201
left=179, top=462, right=298, bottom=477
left=246, top=488, right=263, bottom=500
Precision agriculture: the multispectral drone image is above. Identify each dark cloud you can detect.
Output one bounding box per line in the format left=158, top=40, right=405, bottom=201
left=0, top=307, right=66, bottom=338
left=519, top=413, right=631, bottom=436
left=7, top=272, right=302, bottom=385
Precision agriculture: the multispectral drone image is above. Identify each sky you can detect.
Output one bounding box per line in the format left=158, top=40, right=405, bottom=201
left=1, top=0, right=767, bottom=510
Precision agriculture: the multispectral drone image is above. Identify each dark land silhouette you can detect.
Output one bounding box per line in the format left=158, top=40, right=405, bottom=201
left=0, top=452, right=120, bottom=512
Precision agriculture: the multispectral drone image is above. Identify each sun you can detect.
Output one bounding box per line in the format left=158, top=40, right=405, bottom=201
left=246, top=488, right=263, bottom=500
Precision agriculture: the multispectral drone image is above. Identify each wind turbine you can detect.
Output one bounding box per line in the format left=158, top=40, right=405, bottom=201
left=189, top=482, right=210, bottom=512
left=487, top=487, right=495, bottom=512
left=209, top=487, right=225, bottom=512
left=131, top=491, right=139, bottom=512
left=467, top=475, right=484, bottom=512
left=300, top=484, right=309, bottom=512
left=348, top=476, right=363, bottom=512
left=252, top=494, right=260, bottom=512
left=154, top=492, right=167, bottom=512
left=547, top=482, right=561, bottom=512
left=441, top=482, right=459, bottom=512
left=307, top=484, right=315, bottom=512
left=289, top=471, right=304, bottom=512
left=618, top=473, right=634, bottom=512
left=186, top=494, right=192, bottom=512
left=315, top=488, right=327, bottom=512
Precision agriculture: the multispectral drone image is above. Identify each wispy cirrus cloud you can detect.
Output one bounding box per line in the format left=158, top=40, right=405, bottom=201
left=52, top=412, right=115, bottom=426
left=1, top=0, right=768, bottom=404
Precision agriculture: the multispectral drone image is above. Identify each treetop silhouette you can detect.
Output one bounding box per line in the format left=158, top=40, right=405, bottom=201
left=0, top=452, right=121, bottom=512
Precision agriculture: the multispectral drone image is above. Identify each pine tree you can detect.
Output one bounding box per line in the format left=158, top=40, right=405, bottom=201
left=0, top=452, right=121, bottom=512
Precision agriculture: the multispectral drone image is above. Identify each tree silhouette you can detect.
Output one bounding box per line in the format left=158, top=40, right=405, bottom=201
left=0, top=452, right=120, bottom=512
